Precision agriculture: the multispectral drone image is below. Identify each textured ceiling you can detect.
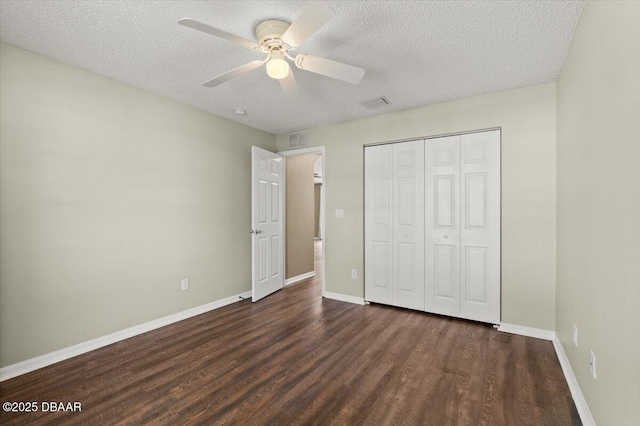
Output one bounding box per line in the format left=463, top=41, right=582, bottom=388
left=0, top=1, right=585, bottom=134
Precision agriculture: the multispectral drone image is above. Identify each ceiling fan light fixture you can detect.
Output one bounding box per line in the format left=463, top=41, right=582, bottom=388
left=266, top=51, right=290, bottom=80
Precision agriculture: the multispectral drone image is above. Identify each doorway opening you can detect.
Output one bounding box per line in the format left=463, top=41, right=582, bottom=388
left=280, top=147, right=325, bottom=296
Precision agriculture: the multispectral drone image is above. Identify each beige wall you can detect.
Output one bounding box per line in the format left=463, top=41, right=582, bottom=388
left=556, top=1, right=640, bottom=424
left=314, top=184, right=321, bottom=238
left=277, top=83, right=557, bottom=330
left=0, top=43, right=275, bottom=367
left=285, top=154, right=320, bottom=278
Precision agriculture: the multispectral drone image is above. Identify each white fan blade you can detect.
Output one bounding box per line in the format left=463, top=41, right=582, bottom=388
left=281, top=1, right=335, bottom=48
left=295, top=54, right=365, bottom=85
left=279, top=70, right=300, bottom=100
left=202, top=60, right=263, bottom=87
left=178, top=18, right=260, bottom=50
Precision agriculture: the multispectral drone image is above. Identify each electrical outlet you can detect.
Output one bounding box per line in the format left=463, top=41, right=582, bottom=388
left=181, top=278, right=189, bottom=291
left=351, top=269, right=357, bottom=279
left=335, top=209, right=344, bottom=219
left=573, top=325, right=578, bottom=347
left=589, top=351, right=596, bottom=379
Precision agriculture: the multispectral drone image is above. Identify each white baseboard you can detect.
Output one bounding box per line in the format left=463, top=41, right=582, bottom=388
left=0, top=290, right=252, bottom=382
left=323, top=291, right=365, bottom=305
left=497, top=323, right=556, bottom=340
left=499, top=324, right=594, bottom=425
left=284, top=271, right=315, bottom=286
left=552, top=336, right=596, bottom=426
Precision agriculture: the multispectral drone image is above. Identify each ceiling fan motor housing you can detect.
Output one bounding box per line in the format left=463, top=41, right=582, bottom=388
left=255, top=20, right=290, bottom=47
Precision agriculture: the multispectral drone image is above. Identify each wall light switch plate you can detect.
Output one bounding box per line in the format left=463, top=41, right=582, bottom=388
left=573, top=325, right=578, bottom=347
left=589, top=351, right=596, bottom=379
left=351, top=269, right=357, bottom=279
left=336, top=209, right=344, bottom=219
left=181, top=278, right=189, bottom=291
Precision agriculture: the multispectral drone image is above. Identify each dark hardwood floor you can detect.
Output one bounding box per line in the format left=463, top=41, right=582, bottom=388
left=0, top=241, right=580, bottom=425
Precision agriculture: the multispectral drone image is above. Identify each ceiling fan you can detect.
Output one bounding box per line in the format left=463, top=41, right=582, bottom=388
left=178, top=1, right=365, bottom=99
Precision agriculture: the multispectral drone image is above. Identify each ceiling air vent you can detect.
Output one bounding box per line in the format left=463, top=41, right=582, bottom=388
left=288, top=130, right=309, bottom=149
left=360, top=96, right=391, bottom=109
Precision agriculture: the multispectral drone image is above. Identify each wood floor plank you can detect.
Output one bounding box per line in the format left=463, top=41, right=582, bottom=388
left=446, top=324, right=491, bottom=425
left=0, top=242, right=580, bottom=425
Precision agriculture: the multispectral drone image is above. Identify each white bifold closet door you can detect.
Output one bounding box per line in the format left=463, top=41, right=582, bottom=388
left=459, top=131, right=500, bottom=323
left=366, top=130, right=500, bottom=324
left=423, top=130, right=500, bottom=323
left=424, top=135, right=462, bottom=317
left=365, top=140, right=424, bottom=311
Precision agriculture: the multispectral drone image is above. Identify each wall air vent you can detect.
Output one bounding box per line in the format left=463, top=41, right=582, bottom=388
left=288, top=130, right=309, bottom=149
left=359, top=96, right=391, bottom=109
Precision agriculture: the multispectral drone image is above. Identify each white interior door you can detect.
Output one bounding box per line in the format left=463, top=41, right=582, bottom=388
left=365, top=144, right=393, bottom=305
left=251, top=146, right=284, bottom=302
left=460, top=130, right=501, bottom=323
left=425, top=135, right=461, bottom=317
left=392, top=141, right=425, bottom=310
